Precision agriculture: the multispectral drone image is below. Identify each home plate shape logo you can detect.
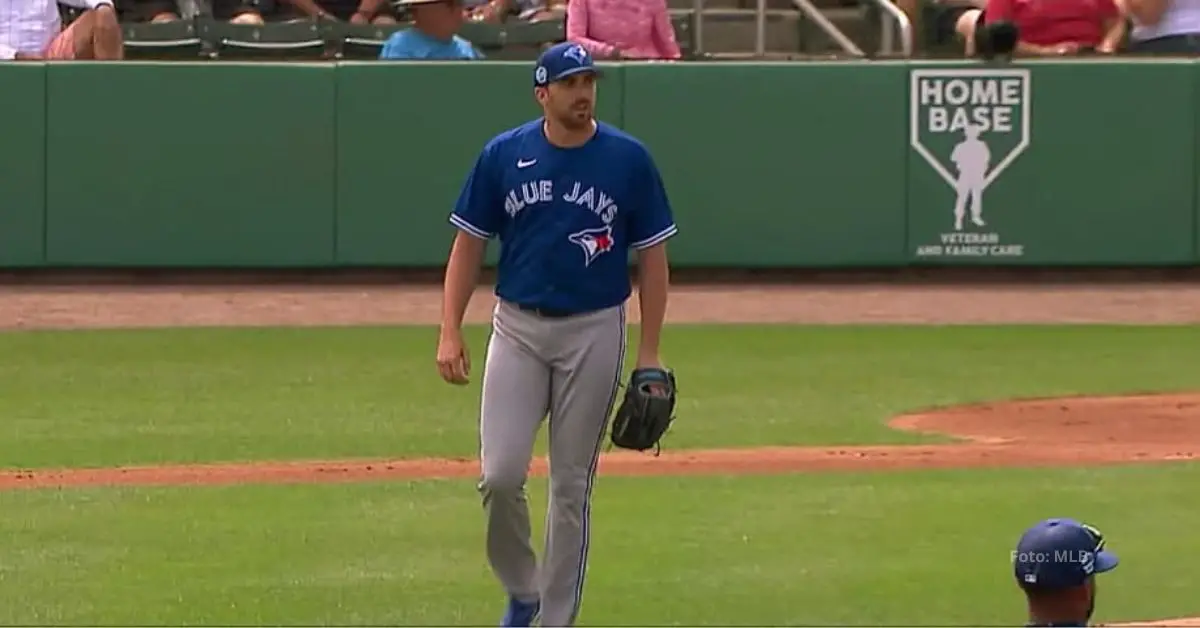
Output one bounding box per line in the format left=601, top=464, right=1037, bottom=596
left=910, top=68, right=1031, bottom=259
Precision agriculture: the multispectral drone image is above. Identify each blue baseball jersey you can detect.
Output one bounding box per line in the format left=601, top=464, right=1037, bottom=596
left=449, top=119, right=677, bottom=313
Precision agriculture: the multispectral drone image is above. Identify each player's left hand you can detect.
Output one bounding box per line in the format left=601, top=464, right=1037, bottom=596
left=609, top=366, right=678, bottom=453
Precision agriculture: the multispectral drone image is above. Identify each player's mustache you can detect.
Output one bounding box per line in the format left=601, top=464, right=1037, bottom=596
left=572, top=100, right=591, bottom=108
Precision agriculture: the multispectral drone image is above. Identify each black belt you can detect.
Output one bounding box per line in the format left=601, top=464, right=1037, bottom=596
left=517, top=304, right=586, bottom=319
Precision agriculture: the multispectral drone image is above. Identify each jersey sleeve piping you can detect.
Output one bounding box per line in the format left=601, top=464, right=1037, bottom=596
left=449, top=212, right=494, bottom=240
left=631, top=223, right=678, bottom=250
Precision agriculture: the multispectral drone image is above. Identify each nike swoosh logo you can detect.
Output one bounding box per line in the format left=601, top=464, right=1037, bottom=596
left=517, top=159, right=537, bottom=168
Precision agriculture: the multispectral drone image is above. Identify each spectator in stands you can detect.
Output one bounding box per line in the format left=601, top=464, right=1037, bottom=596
left=1, top=0, right=123, bottom=59
left=975, top=0, right=1125, bottom=53
left=565, top=0, right=682, bottom=59
left=531, top=0, right=567, bottom=20
left=118, top=0, right=187, bottom=22
left=106, top=0, right=262, bottom=22
left=378, top=0, right=485, bottom=58
left=520, top=0, right=567, bottom=20
left=213, top=0, right=271, bottom=23
left=468, top=0, right=565, bottom=22
left=1122, top=0, right=1200, bottom=52
left=925, top=0, right=988, bottom=55
left=280, top=0, right=400, bottom=23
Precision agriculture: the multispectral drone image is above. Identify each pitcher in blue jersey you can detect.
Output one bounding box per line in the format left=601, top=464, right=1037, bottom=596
left=435, top=41, right=678, bottom=627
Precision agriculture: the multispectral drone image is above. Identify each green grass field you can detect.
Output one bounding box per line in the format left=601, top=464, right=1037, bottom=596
left=2, top=324, right=1199, bottom=625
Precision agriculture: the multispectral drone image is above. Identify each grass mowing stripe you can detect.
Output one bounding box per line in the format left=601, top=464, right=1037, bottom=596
left=0, top=463, right=1197, bottom=625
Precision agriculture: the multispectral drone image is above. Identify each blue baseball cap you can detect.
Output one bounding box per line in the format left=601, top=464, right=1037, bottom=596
left=534, top=42, right=601, bottom=87
left=1013, top=518, right=1119, bottom=590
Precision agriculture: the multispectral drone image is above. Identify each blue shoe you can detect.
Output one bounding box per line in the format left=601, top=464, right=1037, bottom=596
left=500, top=596, right=540, bottom=627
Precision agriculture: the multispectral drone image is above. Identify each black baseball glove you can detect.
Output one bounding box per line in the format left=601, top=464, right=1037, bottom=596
left=609, top=367, right=677, bottom=454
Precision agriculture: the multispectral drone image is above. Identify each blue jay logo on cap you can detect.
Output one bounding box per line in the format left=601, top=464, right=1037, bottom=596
left=563, top=44, right=589, bottom=64
left=534, top=42, right=599, bottom=86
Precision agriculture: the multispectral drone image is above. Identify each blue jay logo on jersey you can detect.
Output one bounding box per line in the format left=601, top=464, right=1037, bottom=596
left=568, top=226, right=615, bottom=266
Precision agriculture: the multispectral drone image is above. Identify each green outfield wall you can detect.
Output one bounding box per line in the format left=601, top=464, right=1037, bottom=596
left=1, top=59, right=1196, bottom=268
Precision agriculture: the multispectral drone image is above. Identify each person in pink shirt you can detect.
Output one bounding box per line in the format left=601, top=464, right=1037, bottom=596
left=566, top=0, right=682, bottom=59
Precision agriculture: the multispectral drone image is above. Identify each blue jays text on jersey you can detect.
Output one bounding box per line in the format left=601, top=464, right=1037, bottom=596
left=504, top=181, right=619, bottom=226
left=449, top=119, right=678, bottom=314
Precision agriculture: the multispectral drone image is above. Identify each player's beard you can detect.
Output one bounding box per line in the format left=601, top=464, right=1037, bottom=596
left=558, top=100, right=593, bottom=130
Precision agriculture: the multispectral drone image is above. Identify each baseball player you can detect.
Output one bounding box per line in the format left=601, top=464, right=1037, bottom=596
left=1013, top=518, right=1120, bottom=627
left=435, top=41, right=677, bottom=628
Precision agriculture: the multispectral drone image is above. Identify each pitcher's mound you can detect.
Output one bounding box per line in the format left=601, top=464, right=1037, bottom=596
left=895, top=393, right=1200, bottom=445
left=889, top=393, right=1200, bottom=466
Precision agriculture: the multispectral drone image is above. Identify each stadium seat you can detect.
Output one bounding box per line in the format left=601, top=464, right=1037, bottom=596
left=328, top=19, right=562, bottom=60
left=121, top=19, right=206, bottom=60
left=459, top=19, right=564, bottom=59
left=198, top=17, right=330, bottom=59
left=328, top=21, right=405, bottom=59
left=671, top=11, right=696, bottom=58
